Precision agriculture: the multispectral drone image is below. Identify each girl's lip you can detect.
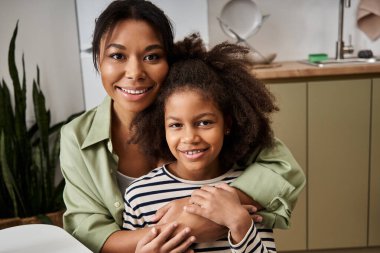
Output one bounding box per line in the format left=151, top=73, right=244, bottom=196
left=179, top=148, right=209, bottom=160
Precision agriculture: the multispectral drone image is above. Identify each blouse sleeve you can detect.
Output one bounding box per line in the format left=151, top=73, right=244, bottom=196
left=60, top=125, right=120, bottom=253
left=231, top=138, right=306, bottom=229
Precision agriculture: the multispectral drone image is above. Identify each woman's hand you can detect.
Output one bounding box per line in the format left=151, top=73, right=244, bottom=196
left=184, top=183, right=253, bottom=243
left=136, top=222, right=196, bottom=253
left=184, top=184, right=244, bottom=227
left=151, top=198, right=190, bottom=224
left=151, top=197, right=228, bottom=242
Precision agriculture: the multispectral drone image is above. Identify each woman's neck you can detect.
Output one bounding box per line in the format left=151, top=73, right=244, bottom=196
left=111, top=103, right=155, bottom=178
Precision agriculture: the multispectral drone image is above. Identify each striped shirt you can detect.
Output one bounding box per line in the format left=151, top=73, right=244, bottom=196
left=123, top=165, right=276, bottom=253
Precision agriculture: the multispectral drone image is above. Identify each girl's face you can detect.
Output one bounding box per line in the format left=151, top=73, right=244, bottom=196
left=99, top=20, right=169, bottom=118
left=164, top=89, right=227, bottom=180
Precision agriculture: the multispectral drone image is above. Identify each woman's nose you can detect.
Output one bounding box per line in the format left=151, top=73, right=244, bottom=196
left=124, top=57, right=145, bottom=80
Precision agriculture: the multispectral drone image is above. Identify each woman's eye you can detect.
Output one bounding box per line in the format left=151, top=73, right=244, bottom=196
left=110, top=53, right=125, bottom=60
left=144, top=54, right=160, bottom=62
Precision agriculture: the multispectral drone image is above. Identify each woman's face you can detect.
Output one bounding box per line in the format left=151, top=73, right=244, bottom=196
left=99, top=20, right=169, bottom=117
left=164, top=90, right=227, bottom=180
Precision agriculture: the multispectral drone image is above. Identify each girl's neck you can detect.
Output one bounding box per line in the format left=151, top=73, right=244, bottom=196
left=166, top=161, right=228, bottom=181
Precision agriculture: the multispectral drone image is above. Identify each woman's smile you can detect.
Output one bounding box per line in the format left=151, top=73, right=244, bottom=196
left=115, top=84, right=156, bottom=101
left=99, top=19, right=169, bottom=116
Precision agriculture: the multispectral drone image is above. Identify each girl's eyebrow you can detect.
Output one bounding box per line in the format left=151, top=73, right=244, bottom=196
left=165, top=112, right=216, bottom=121
left=105, top=43, right=164, bottom=51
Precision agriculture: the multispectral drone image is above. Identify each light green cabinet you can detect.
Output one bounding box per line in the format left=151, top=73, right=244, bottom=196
left=268, top=83, right=307, bottom=251
left=369, top=78, right=380, bottom=246
left=268, top=78, right=376, bottom=251
left=308, top=79, right=371, bottom=249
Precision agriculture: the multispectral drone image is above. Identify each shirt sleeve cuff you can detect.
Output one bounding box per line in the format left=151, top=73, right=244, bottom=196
left=228, top=220, right=255, bottom=252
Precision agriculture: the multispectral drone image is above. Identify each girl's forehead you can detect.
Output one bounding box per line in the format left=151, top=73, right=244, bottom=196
left=165, top=88, right=218, bottom=110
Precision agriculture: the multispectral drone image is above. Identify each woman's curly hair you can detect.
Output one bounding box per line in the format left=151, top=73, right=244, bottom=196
left=131, top=33, right=278, bottom=167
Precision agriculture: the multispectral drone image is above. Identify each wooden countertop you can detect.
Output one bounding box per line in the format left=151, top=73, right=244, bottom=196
left=251, top=61, right=380, bottom=82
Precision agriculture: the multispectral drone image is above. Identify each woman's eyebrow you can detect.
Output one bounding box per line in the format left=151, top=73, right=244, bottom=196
left=105, top=43, right=164, bottom=51
left=106, top=43, right=126, bottom=50
left=145, top=44, right=164, bottom=51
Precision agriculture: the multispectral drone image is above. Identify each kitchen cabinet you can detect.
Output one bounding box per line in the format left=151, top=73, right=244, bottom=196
left=269, top=79, right=371, bottom=250
left=369, top=78, right=380, bottom=246
left=267, top=83, right=307, bottom=251
left=308, top=79, right=371, bottom=249
left=254, top=62, right=380, bottom=252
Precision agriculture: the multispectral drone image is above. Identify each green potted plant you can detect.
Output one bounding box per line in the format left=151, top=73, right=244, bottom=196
left=0, top=22, right=82, bottom=228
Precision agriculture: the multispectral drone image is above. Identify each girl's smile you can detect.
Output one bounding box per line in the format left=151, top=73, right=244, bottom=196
left=164, top=89, right=228, bottom=180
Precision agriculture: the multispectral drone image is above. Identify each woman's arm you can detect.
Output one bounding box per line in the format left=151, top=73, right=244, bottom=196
left=61, top=123, right=146, bottom=253
left=102, top=225, right=195, bottom=253
left=231, top=138, right=306, bottom=229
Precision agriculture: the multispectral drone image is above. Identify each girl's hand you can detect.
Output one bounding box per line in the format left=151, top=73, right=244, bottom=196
left=136, top=222, right=196, bottom=253
left=184, top=183, right=252, bottom=243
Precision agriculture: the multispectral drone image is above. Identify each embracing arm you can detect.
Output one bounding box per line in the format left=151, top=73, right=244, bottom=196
left=60, top=125, right=146, bottom=253
left=231, top=138, right=306, bottom=229
left=61, top=124, right=193, bottom=253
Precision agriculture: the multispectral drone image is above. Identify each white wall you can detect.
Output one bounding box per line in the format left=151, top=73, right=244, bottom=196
left=1, top=0, right=379, bottom=121
left=0, top=0, right=84, bottom=125
left=208, top=0, right=380, bottom=61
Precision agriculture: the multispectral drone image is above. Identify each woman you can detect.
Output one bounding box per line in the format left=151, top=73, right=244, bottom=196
left=60, top=1, right=305, bottom=252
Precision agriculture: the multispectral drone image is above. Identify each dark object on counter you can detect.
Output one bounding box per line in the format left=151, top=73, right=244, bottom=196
left=358, top=50, right=373, bottom=58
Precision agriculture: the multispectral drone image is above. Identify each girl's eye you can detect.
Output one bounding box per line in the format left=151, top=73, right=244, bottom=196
left=168, top=123, right=182, bottom=129
left=110, top=53, right=125, bottom=60
left=144, top=54, right=160, bottom=62
left=197, top=120, right=214, bottom=127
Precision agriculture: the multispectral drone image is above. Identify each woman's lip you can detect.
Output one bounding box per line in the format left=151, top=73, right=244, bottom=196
left=116, top=86, right=154, bottom=101
left=117, top=86, right=153, bottom=95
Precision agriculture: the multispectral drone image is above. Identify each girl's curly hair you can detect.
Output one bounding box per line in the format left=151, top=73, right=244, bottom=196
left=131, top=33, right=278, bottom=167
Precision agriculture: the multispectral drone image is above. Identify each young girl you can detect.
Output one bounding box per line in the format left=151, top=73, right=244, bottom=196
left=124, top=34, right=278, bottom=252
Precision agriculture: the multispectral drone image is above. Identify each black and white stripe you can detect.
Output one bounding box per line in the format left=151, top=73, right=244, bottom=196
left=123, top=165, right=276, bottom=253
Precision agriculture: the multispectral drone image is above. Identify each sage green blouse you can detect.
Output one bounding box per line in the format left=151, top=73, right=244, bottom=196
left=60, top=96, right=305, bottom=253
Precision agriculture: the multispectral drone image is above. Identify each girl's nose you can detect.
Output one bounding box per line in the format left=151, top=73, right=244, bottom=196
left=182, top=128, right=200, bottom=144
left=124, top=56, right=145, bottom=80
